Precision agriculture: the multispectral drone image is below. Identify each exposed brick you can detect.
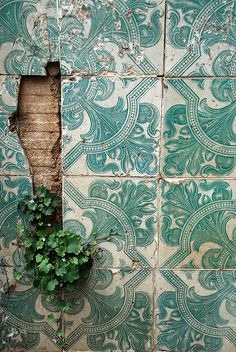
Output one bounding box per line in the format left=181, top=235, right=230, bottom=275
left=18, top=74, right=61, bottom=195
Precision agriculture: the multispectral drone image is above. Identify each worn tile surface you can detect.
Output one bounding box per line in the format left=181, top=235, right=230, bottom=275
left=0, top=0, right=236, bottom=351
left=156, top=270, right=236, bottom=352
left=165, top=1, right=236, bottom=77
left=63, top=176, right=158, bottom=269
left=159, top=179, right=236, bottom=270
left=62, top=76, right=161, bottom=176
left=0, top=0, right=56, bottom=75
left=161, top=78, right=236, bottom=178
left=64, top=268, right=153, bottom=352
left=59, top=0, right=165, bottom=76
left=0, top=176, right=32, bottom=267
left=0, top=76, right=29, bottom=175
left=0, top=266, right=61, bottom=351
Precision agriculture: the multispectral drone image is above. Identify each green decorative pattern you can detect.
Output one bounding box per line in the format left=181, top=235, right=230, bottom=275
left=64, top=269, right=152, bottom=351
left=0, top=177, right=32, bottom=266
left=0, top=76, right=29, bottom=175
left=160, top=180, right=236, bottom=269
left=62, top=77, right=160, bottom=176
left=157, top=270, right=236, bottom=352
left=59, top=0, right=164, bottom=75
left=166, top=0, right=236, bottom=76
left=1, top=0, right=236, bottom=351
left=0, top=266, right=152, bottom=351
left=63, top=177, right=157, bottom=268
left=162, top=78, right=236, bottom=177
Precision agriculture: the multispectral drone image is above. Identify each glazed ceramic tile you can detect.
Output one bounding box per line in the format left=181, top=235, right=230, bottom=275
left=62, top=76, right=161, bottom=176
left=0, top=76, right=29, bottom=175
left=46, top=0, right=60, bottom=62
left=0, top=266, right=61, bottom=351
left=161, top=78, right=236, bottom=178
left=59, top=0, right=165, bottom=75
left=165, top=1, right=236, bottom=77
left=0, top=0, right=56, bottom=75
left=156, top=270, right=236, bottom=352
left=0, top=177, right=32, bottom=267
left=159, top=179, right=236, bottom=270
left=63, top=176, right=158, bottom=269
left=64, top=268, right=153, bottom=352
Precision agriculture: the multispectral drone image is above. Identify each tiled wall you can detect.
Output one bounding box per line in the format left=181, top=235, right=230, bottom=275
left=0, top=1, right=236, bottom=351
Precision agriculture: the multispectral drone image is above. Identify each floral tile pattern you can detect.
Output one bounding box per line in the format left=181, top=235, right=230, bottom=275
left=64, top=268, right=153, bottom=352
left=0, top=266, right=61, bottom=351
left=59, top=0, right=165, bottom=76
left=0, top=0, right=59, bottom=75
left=1, top=0, right=236, bottom=351
left=159, top=179, right=236, bottom=270
left=0, top=76, right=29, bottom=175
left=161, top=78, right=236, bottom=178
left=156, top=270, right=236, bottom=352
left=63, top=176, right=158, bottom=269
left=0, top=177, right=32, bottom=266
left=165, top=1, right=236, bottom=77
left=62, top=76, right=161, bottom=176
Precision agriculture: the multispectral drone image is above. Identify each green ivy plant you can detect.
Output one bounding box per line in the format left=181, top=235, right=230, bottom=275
left=17, top=186, right=98, bottom=295
left=16, top=185, right=99, bottom=345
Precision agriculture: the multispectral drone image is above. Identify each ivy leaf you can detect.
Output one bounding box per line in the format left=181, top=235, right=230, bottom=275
left=36, top=240, right=44, bottom=249
left=24, top=239, right=32, bottom=248
left=59, top=301, right=69, bottom=312
left=38, top=258, right=53, bottom=273
left=56, top=327, right=62, bottom=337
left=70, top=257, right=78, bottom=265
left=13, top=270, right=23, bottom=281
left=28, top=202, right=37, bottom=211
left=36, top=254, right=43, bottom=263
left=47, top=314, right=55, bottom=323
left=48, top=236, right=57, bottom=249
left=55, top=267, right=67, bottom=277
left=44, top=197, right=51, bottom=206
left=47, top=279, right=58, bottom=291
left=43, top=208, right=53, bottom=216
left=52, top=197, right=60, bottom=207
left=67, top=240, right=82, bottom=254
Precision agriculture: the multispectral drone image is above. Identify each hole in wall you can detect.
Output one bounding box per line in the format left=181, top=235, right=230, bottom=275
left=17, top=62, right=62, bottom=199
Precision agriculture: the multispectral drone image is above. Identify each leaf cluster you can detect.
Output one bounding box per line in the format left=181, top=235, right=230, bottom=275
left=17, top=186, right=97, bottom=297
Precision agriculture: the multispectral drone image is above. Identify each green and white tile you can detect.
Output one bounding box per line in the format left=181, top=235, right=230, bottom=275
left=0, top=266, right=61, bottom=352
left=64, top=268, right=154, bottom=352
left=59, top=0, right=165, bottom=75
left=165, top=0, right=236, bottom=77
left=63, top=176, right=158, bottom=269
left=156, top=270, right=236, bottom=352
left=62, top=76, right=161, bottom=176
left=0, top=0, right=58, bottom=75
left=161, top=78, right=236, bottom=178
left=0, top=76, right=29, bottom=175
left=0, top=176, right=32, bottom=267
left=160, top=179, right=236, bottom=270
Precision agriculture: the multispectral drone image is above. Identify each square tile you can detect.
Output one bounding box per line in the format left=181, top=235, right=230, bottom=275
left=161, top=78, right=236, bottom=178
left=165, top=1, right=236, bottom=77
left=0, top=76, right=29, bottom=175
left=0, top=266, right=61, bottom=351
left=62, top=76, right=161, bottom=176
left=0, top=176, right=32, bottom=266
left=159, top=179, right=236, bottom=270
left=0, top=0, right=57, bottom=75
left=59, top=0, right=165, bottom=75
left=63, top=176, right=158, bottom=269
left=64, top=268, right=154, bottom=352
left=156, top=270, right=236, bottom=352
